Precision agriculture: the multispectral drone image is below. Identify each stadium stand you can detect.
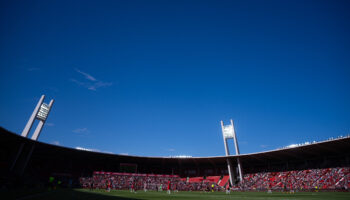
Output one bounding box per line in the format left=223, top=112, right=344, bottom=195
left=206, top=176, right=221, bottom=183
left=79, top=167, right=350, bottom=192
left=218, top=175, right=230, bottom=187
left=188, top=177, right=204, bottom=183
left=1, top=127, right=349, bottom=192
left=79, top=172, right=222, bottom=191
left=235, top=167, right=350, bottom=191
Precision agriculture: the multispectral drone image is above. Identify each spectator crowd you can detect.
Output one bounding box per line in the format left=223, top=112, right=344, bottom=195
left=79, top=167, right=350, bottom=192
left=80, top=172, right=221, bottom=192
left=236, top=167, right=350, bottom=191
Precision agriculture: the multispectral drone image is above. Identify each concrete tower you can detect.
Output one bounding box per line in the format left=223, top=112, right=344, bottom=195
left=221, top=119, right=243, bottom=185
left=21, top=94, right=54, bottom=140
left=11, top=95, right=54, bottom=175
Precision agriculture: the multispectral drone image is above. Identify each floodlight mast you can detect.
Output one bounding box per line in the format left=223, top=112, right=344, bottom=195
left=231, top=119, right=243, bottom=182
left=31, top=99, right=54, bottom=140
left=221, top=119, right=243, bottom=186
left=221, top=120, right=234, bottom=186
left=21, top=95, right=45, bottom=137
left=21, top=95, right=54, bottom=141
left=11, top=95, right=54, bottom=175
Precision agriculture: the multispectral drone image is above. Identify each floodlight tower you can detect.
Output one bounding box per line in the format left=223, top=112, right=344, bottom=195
left=21, top=95, right=54, bottom=140
left=221, top=119, right=243, bottom=185
left=10, top=95, right=54, bottom=174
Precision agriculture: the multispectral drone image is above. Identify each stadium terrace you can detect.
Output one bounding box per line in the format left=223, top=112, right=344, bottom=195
left=1, top=126, right=349, bottom=192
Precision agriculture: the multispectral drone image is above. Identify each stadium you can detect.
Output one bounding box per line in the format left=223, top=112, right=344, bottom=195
left=1, top=1, right=350, bottom=200
left=0, top=97, right=349, bottom=199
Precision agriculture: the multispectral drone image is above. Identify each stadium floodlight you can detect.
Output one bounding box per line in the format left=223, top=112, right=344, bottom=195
left=12, top=95, right=54, bottom=175
left=221, top=119, right=243, bottom=185
left=222, top=125, right=234, bottom=139
left=36, top=103, right=50, bottom=121
left=21, top=95, right=54, bottom=141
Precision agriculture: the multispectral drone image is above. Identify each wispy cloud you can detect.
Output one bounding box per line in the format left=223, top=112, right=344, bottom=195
left=73, top=128, right=89, bottom=134
left=46, top=123, right=54, bottom=127
left=88, top=81, right=113, bottom=91
left=75, top=68, right=96, bottom=81
left=167, top=148, right=176, bottom=152
left=169, top=155, right=192, bottom=158
left=76, top=146, right=113, bottom=154
left=51, top=141, right=60, bottom=145
left=70, top=78, right=85, bottom=86
left=76, top=146, right=100, bottom=152
left=71, top=68, right=112, bottom=91
left=260, top=144, right=268, bottom=148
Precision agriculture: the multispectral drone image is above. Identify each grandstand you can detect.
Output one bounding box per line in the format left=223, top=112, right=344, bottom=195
left=0, top=126, right=349, bottom=193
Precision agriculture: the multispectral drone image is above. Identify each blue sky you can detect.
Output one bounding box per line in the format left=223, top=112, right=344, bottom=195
left=0, top=0, right=349, bottom=157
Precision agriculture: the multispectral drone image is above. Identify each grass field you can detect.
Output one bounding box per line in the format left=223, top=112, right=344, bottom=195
left=4, top=189, right=350, bottom=200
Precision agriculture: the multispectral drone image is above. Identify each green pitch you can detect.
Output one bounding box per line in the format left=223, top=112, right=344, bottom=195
left=6, top=189, right=350, bottom=200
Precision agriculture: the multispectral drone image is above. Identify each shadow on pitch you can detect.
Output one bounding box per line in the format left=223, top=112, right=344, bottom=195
left=69, top=189, right=145, bottom=200
left=9, top=189, right=144, bottom=200
left=72, top=189, right=144, bottom=200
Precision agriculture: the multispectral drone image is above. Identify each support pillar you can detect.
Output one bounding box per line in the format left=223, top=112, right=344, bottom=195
left=231, top=119, right=243, bottom=182
left=21, top=95, right=45, bottom=137
left=31, top=99, right=54, bottom=140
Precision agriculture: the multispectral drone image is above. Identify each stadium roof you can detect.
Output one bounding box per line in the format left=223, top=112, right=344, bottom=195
left=1, top=127, right=349, bottom=175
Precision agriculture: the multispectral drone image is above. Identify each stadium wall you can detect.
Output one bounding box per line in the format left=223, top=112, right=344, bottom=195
left=0, top=127, right=349, bottom=187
